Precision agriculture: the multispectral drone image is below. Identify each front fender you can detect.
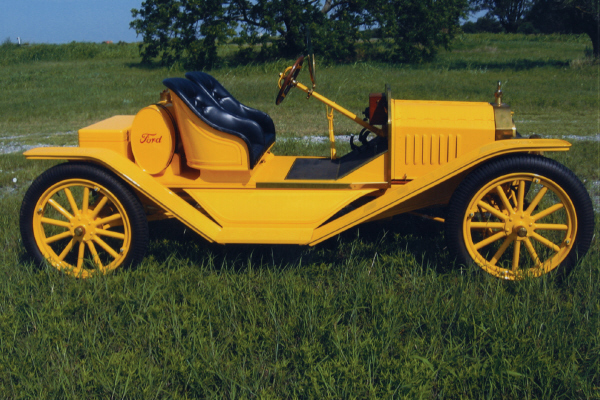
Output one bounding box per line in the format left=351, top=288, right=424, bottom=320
left=23, top=147, right=221, bottom=242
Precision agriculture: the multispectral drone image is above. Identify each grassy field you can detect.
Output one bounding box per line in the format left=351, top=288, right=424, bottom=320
left=0, top=34, right=599, bottom=398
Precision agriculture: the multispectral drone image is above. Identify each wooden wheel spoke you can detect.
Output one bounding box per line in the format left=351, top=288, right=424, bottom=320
left=58, top=238, right=76, bottom=261
left=86, top=241, right=103, bottom=269
left=63, top=188, right=80, bottom=216
left=41, top=217, right=70, bottom=228
left=495, top=185, right=514, bottom=213
left=531, top=232, right=561, bottom=253
left=90, top=195, right=109, bottom=219
left=77, top=242, right=85, bottom=270
left=92, top=236, right=120, bottom=259
left=96, top=228, right=125, bottom=240
left=96, top=213, right=122, bottom=226
left=535, top=223, right=568, bottom=231
left=470, top=222, right=505, bottom=230
left=48, top=199, right=74, bottom=220
left=512, top=240, right=521, bottom=272
left=525, top=186, right=547, bottom=215
left=477, top=200, right=509, bottom=221
left=45, top=230, right=72, bottom=244
left=523, top=238, right=542, bottom=268
left=490, top=236, right=513, bottom=265
left=474, top=230, right=507, bottom=250
left=532, top=203, right=564, bottom=221
left=517, top=180, right=525, bottom=213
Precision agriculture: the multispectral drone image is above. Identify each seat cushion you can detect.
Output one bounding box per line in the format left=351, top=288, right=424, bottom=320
left=163, top=76, right=274, bottom=168
left=185, top=72, right=276, bottom=138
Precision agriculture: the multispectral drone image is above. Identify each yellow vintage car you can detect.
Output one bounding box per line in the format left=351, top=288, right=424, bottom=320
left=19, top=55, right=594, bottom=280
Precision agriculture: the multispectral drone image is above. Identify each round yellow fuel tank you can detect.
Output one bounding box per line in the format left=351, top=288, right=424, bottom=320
left=131, top=105, right=176, bottom=175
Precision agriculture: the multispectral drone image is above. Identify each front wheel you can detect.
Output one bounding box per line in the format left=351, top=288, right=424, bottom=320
left=445, top=155, right=594, bottom=280
left=20, top=163, right=149, bottom=278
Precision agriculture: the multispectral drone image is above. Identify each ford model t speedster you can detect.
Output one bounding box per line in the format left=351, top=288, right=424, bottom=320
left=19, top=55, right=594, bottom=279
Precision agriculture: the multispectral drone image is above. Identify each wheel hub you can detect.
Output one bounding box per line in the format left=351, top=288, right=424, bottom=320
left=74, top=226, right=86, bottom=237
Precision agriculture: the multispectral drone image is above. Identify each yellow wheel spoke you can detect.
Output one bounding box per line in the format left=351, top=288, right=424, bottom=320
left=463, top=172, right=579, bottom=280
left=477, top=200, right=509, bottom=221
left=29, top=174, right=141, bottom=278
left=495, top=185, right=514, bottom=213
left=531, top=232, right=561, bottom=253
left=532, top=203, right=564, bottom=221
left=77, top=242, right=85, bottom=270
left=490, top=236, right=513, bottom=265
left=96, top=213, right=122, bottom=226
left=525, top=186, right=548, bottom=215
left=517, top=180, right=525, bottom=213
left=470, top=222, right=505, bottom=230
left=93, top=236, right=120, bottom=259
left=63, top=188, right=80, bottom=216
left=41, top=217, right=70, bottom=228
left=523, top=238, right=542, bottom=268
left=82, top=187, right=90, bottom=215
left=96, top=228, right=125, bottom=240
left=87, top=241, right=103, bottom=269
left=512, top=241, right=521, bottom=272
left=535, top=223, right=568, bottom=231
left=45, top=230, right=72, bottom=244
left=48, top=199, right=74, bottom=220
left=90, top=195, right=109, bottom=219
left=58, top=238, right=76, bottom=261
left=474, top=230, right=507, bottom=250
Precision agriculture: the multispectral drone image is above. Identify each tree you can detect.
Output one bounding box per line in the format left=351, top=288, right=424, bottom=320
left=130, top=0, right=470, bottom=67
left=131, top=0, right=234, bottom=68
left=231, top=0, right=323, bottom=59
left=527, top=0, right=599, bottom=58
left=369, top=0, right=468, bottom=62
left=470, top=0, right=534, bottom=32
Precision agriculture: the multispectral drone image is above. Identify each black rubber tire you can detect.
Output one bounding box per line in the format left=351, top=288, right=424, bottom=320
left=20, top=162, right=149, bottom=276
left=445, top=154, right=594, bottom=279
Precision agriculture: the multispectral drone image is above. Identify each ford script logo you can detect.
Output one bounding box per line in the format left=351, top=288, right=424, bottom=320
left=140, top=133, right=163, bottom=144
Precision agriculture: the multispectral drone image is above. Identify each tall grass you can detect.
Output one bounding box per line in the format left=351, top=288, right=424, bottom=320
left=0, top=34, right=598, bottom=398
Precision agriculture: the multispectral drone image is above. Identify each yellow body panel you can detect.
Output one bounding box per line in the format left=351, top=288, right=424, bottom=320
left=78, top=115, right=134, bottom=159
left=186, top=188, right=375, bottom=227
left=151, top=152, right=387, bottom=189
left=24, top=138, right=569, bottom=245
left=309, top=138, right=570, bottom=245
left=171, top=94, right=251, bottom=171
left=390, top=100, right=495, bottom=180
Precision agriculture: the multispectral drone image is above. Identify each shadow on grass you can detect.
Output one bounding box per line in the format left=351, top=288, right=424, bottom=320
left=147, top=211, right=452, bottom=275
left=442, top=58, right=571, bottom=71
left=126, top=61, right=173, bottom=71
left=127, top=56, right=573, bottom=75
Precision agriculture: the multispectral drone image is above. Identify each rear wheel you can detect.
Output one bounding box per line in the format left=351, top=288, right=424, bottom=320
left=445, top=155, right=594, bottom=280
left=20, top=163, right=149, bottom=278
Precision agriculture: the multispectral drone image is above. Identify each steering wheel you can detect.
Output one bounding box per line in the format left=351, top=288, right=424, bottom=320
left=276, top=56, right=304, bottom=105
left=307, top=54, right=316, bottom=88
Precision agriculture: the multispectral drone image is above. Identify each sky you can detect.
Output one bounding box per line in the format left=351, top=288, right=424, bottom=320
left=0, top=0, right=144, bottom=44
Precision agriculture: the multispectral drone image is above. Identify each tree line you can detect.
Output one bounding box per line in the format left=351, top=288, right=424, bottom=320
left=467, top=0, right=597, bottom=57
left=130, top=0, right=598, bottom=69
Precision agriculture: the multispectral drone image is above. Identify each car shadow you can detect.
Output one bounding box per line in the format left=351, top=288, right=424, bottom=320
left=147, top=211, right=452, bottom=275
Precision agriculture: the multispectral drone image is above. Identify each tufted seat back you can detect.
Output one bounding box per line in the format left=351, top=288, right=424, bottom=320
left=163, top=72, right=275, bottom=168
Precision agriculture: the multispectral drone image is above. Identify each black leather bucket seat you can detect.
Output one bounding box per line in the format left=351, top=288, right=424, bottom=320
left=163, top=72, right=276, bottom=168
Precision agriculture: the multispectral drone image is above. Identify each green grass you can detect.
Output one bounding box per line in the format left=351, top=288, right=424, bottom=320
left=0, top=34, right=599, bottom=398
